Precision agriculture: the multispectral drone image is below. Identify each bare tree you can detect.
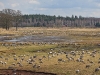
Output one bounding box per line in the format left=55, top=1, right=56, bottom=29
left=13, top=10, right=22, bottom=31
left=0, top=9, right=22, bottom=30
left=0, top=9, right=15, bottom=30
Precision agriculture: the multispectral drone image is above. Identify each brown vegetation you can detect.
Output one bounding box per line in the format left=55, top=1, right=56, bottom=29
left=0, top=27, right=100, bottom=75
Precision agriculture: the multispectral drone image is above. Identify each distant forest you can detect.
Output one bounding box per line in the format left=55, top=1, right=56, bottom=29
left=19, top=14, right=100, bottom=28
left=0, top=9, right=100, bottom=30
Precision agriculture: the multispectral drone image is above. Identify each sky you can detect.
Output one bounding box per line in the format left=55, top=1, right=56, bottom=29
left=0, top=0, right=100, bottom=17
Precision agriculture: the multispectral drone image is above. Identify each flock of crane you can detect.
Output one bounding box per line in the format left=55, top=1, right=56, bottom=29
left=0, top=28, right=99, bottom=75
left=0, top=42, right=100, bottom=75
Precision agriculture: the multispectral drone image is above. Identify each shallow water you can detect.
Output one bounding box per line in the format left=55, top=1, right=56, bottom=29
left=0, top=35, right=77, bottom=43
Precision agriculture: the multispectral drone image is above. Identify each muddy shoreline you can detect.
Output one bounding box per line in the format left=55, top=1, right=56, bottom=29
left=0, top=69, right=56, bottom=75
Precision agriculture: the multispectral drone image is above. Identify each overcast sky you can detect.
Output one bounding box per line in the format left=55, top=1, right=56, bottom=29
left=0, top=0, right=100, bottom=17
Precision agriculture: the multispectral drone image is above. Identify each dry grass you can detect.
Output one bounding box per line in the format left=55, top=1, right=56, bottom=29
left=0, top=27, right=100, bottom=75
left=0, top=43, right=99, bottom=75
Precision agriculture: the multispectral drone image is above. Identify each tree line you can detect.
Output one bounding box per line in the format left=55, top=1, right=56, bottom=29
left=21, top=14, right=100, bottom=28
left=0, top=8, right=100, bottom=30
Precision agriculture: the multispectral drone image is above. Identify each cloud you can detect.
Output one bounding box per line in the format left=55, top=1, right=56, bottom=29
left=11, top=3, right=19, bottom=8
left=34, top=8, right=47, bottom=10
left=29, top=0, right=40, bottom=4
left=0, top=2, right=4, bottom=10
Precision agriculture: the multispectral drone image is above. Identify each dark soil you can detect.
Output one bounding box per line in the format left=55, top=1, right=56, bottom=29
left=0, top=69, right=56, bottom=75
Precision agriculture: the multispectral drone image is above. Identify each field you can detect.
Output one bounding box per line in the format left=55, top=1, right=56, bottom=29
left=0, top=27, right=100, bottom=75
